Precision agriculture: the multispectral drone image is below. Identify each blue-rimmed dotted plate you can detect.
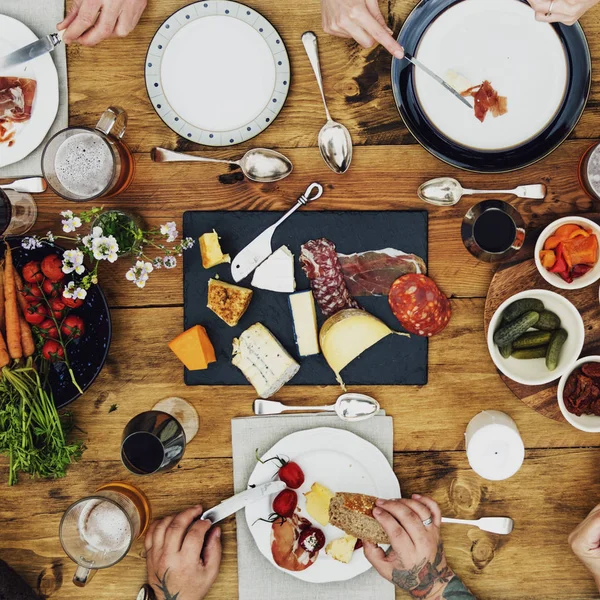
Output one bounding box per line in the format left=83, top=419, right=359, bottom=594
left=145, top=1, right=290, bottom=146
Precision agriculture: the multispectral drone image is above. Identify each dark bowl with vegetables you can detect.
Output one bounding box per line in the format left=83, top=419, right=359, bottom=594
left=9, top=238, right=112, bottom=408
left=487, top=289, right=584, bottom=386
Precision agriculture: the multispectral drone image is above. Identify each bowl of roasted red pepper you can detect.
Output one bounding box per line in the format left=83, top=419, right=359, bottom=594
left=558, top=356, right=600, bottom=432
left=535, top=217, right=600, bottom=289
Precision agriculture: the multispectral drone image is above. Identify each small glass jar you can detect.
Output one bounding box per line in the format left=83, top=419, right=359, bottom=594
left=579, top=143, right=600, bottom=200
left=92, top=209, right=143, bottom=256
left=0, top=189, right=37, bottom=236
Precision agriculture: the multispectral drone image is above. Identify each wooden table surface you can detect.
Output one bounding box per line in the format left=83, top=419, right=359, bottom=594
left=2, top=1, right=600, bottom=598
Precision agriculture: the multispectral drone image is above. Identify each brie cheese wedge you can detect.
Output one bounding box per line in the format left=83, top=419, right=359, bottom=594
left=251, top=245, right=296, bottom=293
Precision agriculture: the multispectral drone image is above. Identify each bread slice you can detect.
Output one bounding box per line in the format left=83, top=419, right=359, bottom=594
left=207, top=279, right=253, bottom=327
left=328, top=492, right=389, bottom=544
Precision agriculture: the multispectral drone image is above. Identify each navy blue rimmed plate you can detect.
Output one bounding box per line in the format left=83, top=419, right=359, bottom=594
left=9, top=239, right=112, bottom=409
left=391, top=0, right=591, bottom=173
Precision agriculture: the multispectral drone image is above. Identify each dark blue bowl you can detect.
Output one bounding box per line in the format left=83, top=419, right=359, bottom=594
left=9, top=238, right=112, bottom=409
left=391, top=0, right=591, bottom=172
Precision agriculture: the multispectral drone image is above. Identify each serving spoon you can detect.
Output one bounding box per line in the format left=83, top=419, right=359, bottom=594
left=0, top=177, right=47, bottom=193
left=253, top=393, right=380, bottom=422
left=151, top=147, right=293, bottom=183
left=418, top=177, right=547, bottom=206
left=301, top=31, right=352, bottom=174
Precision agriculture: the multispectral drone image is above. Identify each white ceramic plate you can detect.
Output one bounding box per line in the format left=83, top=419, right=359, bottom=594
left=0, top=15, right=59, bottom=168
left=414, top=0, right=567, bottom=151
left=558, top=356, right=600, bottom=432
left=487, top=289, right=584, bottom=386
left=534, top=216, right=600, bottom=290
left=145, top=1, right=290, bottom=146
left=245, top=427, right=401, bottom=583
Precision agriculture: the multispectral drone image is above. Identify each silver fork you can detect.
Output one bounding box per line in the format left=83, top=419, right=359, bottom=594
left=442, top=516, right=513, bottom=535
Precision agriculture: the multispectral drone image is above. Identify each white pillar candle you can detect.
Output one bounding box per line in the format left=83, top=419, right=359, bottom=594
left=465, top=411, right=525, bottom=481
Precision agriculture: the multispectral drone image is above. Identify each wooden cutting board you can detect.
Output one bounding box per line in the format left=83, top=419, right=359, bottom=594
left=483, top=216, right=600, bottom=421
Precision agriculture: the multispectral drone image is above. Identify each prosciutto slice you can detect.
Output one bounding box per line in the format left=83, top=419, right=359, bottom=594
left=337, top=248, right=426, bottom=296
left=461, top=80, right=507, bottom=123
left=0, top=77, right=37, bottom=146
left=270, top=514, right=319, bottom=572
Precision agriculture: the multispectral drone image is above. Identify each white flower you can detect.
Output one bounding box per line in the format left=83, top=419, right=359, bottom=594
left=181, top=237, right=195, bottom=250
left=125, top=260, right=154, bottom=289
left=63, top=281, right=87, bottom=300
left=82, top=226, right=103, bottom=249
left=92, top=235, right=120, bottom=262
left=62, top=249, right=85, bottom=275
left=21, top=236, right=42, bottom=250
left=163, top=256, right=177, bottom=269
left=74, top=287, right=87, bottom=300
left=46, top=231, right=55, bottom=243
left=61, top=210, right=82, bottom=233
left=153, top=257, right=163, bottom=269
left=160, top=221, right=178, bottom=243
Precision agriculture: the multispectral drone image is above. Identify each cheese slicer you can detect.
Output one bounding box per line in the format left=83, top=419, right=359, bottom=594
left=231, top=182, right=323, bottom=282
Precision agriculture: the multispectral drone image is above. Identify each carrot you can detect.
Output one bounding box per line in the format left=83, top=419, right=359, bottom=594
left=4, top=245, right=22, bottom=360
left=0, top=263, right=5, bottom=334
left=18, top=314, right=35, bottom=358
left=0, top=329, right=10, bottom=368
left=13, top=270, right=28, bottom=314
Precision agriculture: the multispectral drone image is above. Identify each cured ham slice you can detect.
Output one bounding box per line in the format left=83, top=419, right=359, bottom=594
left=0, top=77, right=37, bottom=146
left=337, top=248, right=427, bottom=296
left=461, top=80, right=507, bottom=123
left=270, top=514, right=319, bottom=571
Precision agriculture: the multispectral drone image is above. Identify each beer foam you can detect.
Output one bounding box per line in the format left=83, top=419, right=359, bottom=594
left=78, top=499, right=131, bottom=554
left=54, top=132, right=114, bottom=198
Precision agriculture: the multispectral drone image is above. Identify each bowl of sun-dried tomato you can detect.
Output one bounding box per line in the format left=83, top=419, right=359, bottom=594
left=558, top=356, right=600, bottom=432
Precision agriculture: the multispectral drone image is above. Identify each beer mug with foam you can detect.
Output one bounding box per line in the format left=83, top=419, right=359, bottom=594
left=59, top=482, right=151, bottom=587
left=41, top=107, right=134, bottom=201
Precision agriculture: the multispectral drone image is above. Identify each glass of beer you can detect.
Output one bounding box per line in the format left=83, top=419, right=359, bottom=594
left=59, top=482, right=151, bottom=587
left=41, top=106, right=134, bottom=201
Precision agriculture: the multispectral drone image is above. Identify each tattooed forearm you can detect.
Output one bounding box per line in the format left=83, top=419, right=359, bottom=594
left=154, top=569, right=181, bottom=600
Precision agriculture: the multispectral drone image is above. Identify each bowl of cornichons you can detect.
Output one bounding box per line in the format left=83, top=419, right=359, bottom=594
left=487, top=289, right=585, bottom=386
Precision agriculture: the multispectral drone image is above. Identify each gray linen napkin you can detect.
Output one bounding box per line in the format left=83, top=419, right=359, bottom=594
left=0, top=0, right=68, bottom=177
left=232, top=414, right=396, bottom=600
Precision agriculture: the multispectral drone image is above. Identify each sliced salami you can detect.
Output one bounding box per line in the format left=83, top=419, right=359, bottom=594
left=389, top=274, right=451, bottom=337
left=300, top=238, right=361, bottom=317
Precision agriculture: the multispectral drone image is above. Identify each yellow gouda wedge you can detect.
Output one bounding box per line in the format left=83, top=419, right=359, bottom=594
left=199, top=230, right=230, bottom=269
left=326, top=535, right=358, bottom=564
left=304, top=482, right=334, bottom=526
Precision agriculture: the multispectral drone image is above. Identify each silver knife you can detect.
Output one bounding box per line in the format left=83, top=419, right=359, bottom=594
left=231, top=182, right=323, bottom=282
left=0, top=32, right=63, bottom=70
left=404, top=52, right=472, bottom=109
left=201, top=480, right=286, bottom=524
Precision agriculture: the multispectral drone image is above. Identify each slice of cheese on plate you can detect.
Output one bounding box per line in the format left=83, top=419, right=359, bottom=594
left=320, top=309, right=408, bottom=389
left=305, top=482, right=334, bottom=526
left=199, top=230, right=230, bottom=268
left=288, top=290, right=319, bottom=356
left=232, top=323, right=300, bottom=398
left=168, top=325, right=216, bottom=370
left=251, top=245, right=296, bottom=293
left=326, top=535, right=358, bottom=564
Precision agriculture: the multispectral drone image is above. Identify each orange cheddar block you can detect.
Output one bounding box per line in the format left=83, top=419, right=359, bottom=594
left=169, top=325, right=216, bottom=370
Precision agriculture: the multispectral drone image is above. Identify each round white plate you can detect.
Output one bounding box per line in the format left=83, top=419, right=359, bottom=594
left=245, top=427, right=401, bottom=583
left=414, top=0, right=567, bottom=151
left=0, top=15, right=59, bottom=168
left=145, top=1, right=290, bottom=146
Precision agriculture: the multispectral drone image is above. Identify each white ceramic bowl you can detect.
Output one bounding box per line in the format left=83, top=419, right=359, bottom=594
left=557, top=356, right=600, bottom=432
left=534, top=216, right=600, bottom=290
left=487, top=289, right=585, bottom=386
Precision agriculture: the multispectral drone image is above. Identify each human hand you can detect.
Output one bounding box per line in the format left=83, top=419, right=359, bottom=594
left=320, top=0, right=404, bottom=58
left=364, top=495, right=474, bottom=599
left=527, top=0, right=600, bottom=25
left=569, top=504, right=600, bottom=586
left=145, top=505, right=222, bottom=600
left=57, top=0, right=147, bottom=46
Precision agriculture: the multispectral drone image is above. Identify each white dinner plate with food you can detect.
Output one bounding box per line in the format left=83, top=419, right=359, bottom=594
left=145, top=1, right=290, bottom=146
left=0, top=15, right=59, bottom=168
left=245, top=427, right=400, bottom=583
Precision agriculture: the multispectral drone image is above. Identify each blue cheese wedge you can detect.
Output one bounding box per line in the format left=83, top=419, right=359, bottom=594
left=232, top=323, right=300, bottom=398
left=251, top=246, right=296, bottom=293
left=288, top=290, right=320, bottom=356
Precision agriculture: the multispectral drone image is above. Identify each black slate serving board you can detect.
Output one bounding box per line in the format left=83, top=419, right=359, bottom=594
left=183, top=210, right=428, bottom=386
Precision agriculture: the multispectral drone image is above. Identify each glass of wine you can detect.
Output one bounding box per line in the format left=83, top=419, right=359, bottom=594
left=0, top=189, right=37, bottom=236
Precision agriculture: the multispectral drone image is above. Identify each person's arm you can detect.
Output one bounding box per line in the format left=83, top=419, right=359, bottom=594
left=364, top=494, right=476, bottom=600
left=320, top=0, right=404, bottom=58
left=527, top=0, right=600, bottom=25
left=57, top=0, right=147, bottom=46
left=145, top=505, right=222, bottom=600
left=569, top=504, right=600, bottom=591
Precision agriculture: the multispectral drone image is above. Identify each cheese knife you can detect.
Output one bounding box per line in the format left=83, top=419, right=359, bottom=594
left=201, top=480, right=286, bottom=523
left=231, top=182, right=323, bottom=282
left=0, top=32, right=63, bottom=70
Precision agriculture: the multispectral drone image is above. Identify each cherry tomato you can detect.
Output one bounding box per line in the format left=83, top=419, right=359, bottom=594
left=42, top=279, right=62, bottom=298
left=50, top=298, right=68, bottom=320
left=272, top=489, right=298, bottom=519
left=298, top=527, right=325, bottom=554
left=21, top=282, right=43, bottom=303
left=62, top=296, right=84, bottom=309
left=354, top=540, right=363, bottom=551
left=278, top=462, right=305, bottom=489
left=41, top=254, right=65, bottom=282
left=22, top=261, right=43, bottom=284
left=37, top=319, right=59, bottom=340
left=61, top=315, right=85, bottom=339
left=24, top=302, right=48, bottom=325
left=42, top=339, right=64, bottom=362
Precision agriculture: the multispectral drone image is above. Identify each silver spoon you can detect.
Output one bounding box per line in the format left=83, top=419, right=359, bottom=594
left=301, top=31, right=352, bottom=174
left=441, top=516, right=513, bottom=535
left=253, top=393, right=380, bottom=422
left=418, top=177, right=547, bottom=206
left=0, top=177, right=47, bottom=193
left=151, top=147, right=293, bottom=183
